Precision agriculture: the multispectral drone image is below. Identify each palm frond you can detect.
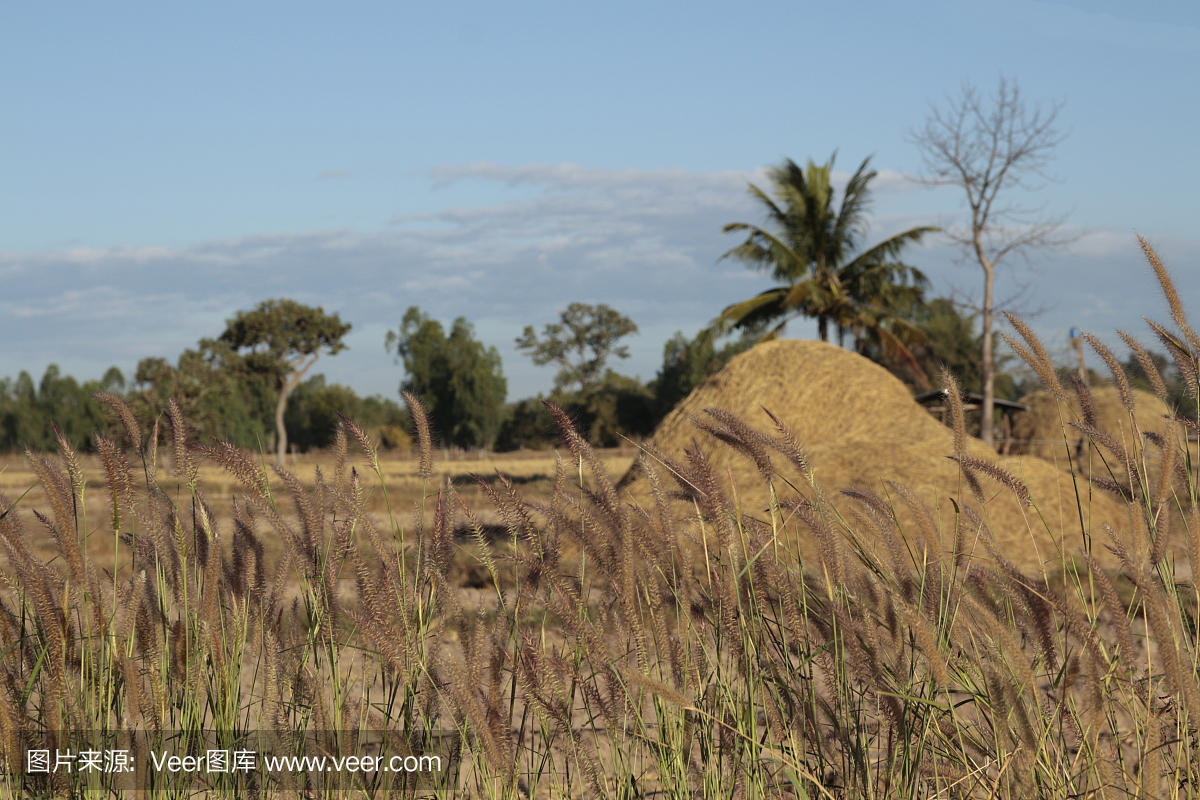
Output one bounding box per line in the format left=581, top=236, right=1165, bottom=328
left=745, top=183, right=788, bottom=226
left=719, top=153, right=937, bottom=354
left=831, top=155, right=877, bottom=257
left=715, top=289, right=789, bottom=331
left=843, top=226, right=940, bottom=271
left=781, top=279, right=838, bottom=316
left=719, top=224, right=808, bottom=282
left=860, top=311, right=931, bottom=389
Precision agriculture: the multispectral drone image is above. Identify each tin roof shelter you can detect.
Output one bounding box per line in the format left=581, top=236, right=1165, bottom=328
left=913, top=389, right=1030, bottom=454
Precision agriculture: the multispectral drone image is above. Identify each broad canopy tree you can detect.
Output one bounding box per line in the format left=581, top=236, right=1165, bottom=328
left=654, top=327, right=760, bottom=417
left=132, top=340, right=279, bottom=450
left=219, top=299, right=351, bottom=463
left=715, top=154, right=938, bottom=384
left=516, top=303, right=638, bottom=394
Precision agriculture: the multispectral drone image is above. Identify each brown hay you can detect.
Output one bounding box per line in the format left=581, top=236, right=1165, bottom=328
left=1010, top=386, right=1171, bottom=479
left=622, top=339, right=1158, bottom=575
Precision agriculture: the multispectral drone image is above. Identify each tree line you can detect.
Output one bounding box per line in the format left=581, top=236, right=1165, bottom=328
left=9, top=284, right=1179, bottom=457
left=12, top=78, right=1177, bottom=455
left=0, top=287, right=1005, bottom=457
left=0, top=346, right=409, bottom=457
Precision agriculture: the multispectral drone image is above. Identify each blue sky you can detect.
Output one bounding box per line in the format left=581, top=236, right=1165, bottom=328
left=2, top=1, right=1198, bottom=402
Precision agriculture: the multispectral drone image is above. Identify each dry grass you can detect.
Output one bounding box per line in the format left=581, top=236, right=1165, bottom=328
left=0, top=448, right=635, bottom=516
left=620, top=338, right=1167, bottom=575
left=0, top=238, right=1196, bottom=799
left=1011, top=386, right=1174, bottom=468
left=0, top=448, right=634, bottom=576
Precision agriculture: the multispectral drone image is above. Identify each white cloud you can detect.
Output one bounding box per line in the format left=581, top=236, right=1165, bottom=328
left=429, top=161, right=759, bottom=196
left=1, top=164, right=771, bottom=396
left=2, top=162, right=1197, bottom=400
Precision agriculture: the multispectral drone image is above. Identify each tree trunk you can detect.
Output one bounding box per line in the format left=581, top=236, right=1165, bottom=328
left=275, top=354, right=319, bottom=465
left=275, top=382, right=291, bottom=465
left=976, top=237, right=996, bottom=450
left=818, top=316, right=829, bottom=342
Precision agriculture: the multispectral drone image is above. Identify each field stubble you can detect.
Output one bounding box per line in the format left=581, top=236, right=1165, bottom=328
left=1, top=238, right=1199, bottom=798
left=0, top=448, right=636, bottom=574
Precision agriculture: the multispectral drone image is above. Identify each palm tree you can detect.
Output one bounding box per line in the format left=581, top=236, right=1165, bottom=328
left=715, top=154, right=938, bottom=381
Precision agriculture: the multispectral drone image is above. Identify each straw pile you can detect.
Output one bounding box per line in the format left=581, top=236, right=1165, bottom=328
left=1010, top=386, right=1171, bottom=478
left=622, top=339, right=1163, bottom=575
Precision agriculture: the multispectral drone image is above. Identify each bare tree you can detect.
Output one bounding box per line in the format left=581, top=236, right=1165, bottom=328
left=910, top=76, right=1072, bottom=448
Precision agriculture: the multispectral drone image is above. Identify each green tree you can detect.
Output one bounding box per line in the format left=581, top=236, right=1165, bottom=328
left=284, top=374, right=410, bottom=452
left=35, top=365, right=95, bottom=446
left=496, top=374, right=658, bottom=451
left=133, top=340, right=277, bottom=449
left=219, top=299, right=351, bottom=462
left=130, top=357, right=178, bottom=424
left=653, top=328, right=760, bottom=418
left=873, top=297, right=1016, bottom=398
left=495, top=377, right=661, bottom=451
left=516, top=303, right=638, bottom=393
left=910, top=298, right=985, bottom=391
left=0, top=372, right=39, bottom=451
left=574, top=370, right=656, bottom=447
left=0, top=365, right=124, bottom=452
left=715, top=154, right=937, bottom=378
left=385, top=307, right=507, bottom=450
left=495, top=398, right=553, bottom=452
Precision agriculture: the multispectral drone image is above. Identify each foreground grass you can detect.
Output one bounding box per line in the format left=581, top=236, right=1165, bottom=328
left=0, top=448, right=635, bottom=580
left=0, top=240, right=1198, bottom=798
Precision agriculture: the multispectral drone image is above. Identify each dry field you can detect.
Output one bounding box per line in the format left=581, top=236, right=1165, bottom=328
left=1, top=241, right=1198, bottom=798
left=2, top=386, right=1199, bottom=797
left=0, top=447, right=639, bottom=516
left=0, top=447, right=637, bottom=576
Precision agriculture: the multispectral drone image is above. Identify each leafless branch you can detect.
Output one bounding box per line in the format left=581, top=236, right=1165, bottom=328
left=909, top=76, right=1074, bottom=269
left=908, top=76, right=1072, bottom=448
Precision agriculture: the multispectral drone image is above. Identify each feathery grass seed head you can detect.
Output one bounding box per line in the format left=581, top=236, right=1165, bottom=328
left=761, top=407, right=810, bottom=481
left=697, top=408, right=773, bottom=482
left=1140, top=234, right=1200, bottom=355
left=165, top=399, right=197, bottom=483
left=94, top=392, right=142, bottom=451
left=1003, top=311, right=1067, bottom=400
left=941, top=370, right=967, bottom=456
left=1148, top=318, right=1199, bottom=402
left=1067, top=373, right=1096, bottom=429
left=1082, top=333, right=1134, bottom=412
left=402, top=390, right=434, bottom=479
left=1119, top=329, right=1170, bottom=404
